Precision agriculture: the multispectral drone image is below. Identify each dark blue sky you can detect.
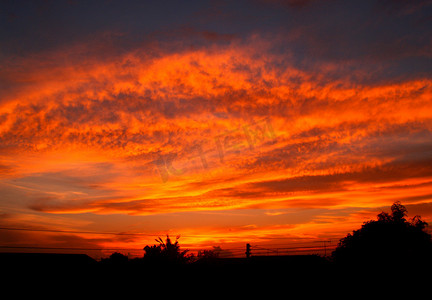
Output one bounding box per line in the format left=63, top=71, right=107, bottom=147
left=1, top=0, right=431, bottom=85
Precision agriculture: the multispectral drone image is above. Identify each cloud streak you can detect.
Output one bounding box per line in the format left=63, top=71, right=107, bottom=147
left=1, top=38, right=432, bottom=212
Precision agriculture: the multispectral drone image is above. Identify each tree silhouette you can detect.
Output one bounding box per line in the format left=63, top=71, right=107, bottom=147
left=99, top=252, right=129, bottom=267
left=109, top=252, right=128, bottom=263
left=197, top=249, right=219, bottom=261
left=143, top=235, right=192, bottom=264
left=332, top=201, right=432, bottom=267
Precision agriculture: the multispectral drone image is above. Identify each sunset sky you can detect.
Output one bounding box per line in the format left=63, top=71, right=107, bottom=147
left=1, top=0, right=432, bottom=258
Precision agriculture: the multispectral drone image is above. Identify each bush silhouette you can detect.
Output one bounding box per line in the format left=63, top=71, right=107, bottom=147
left=100, top=252, right=128, bottom=265
left=143, top=235, right=192, bottom=264
left=332, top=201, right=432, bottom=268
left=197, top=249, right=219, bottom=260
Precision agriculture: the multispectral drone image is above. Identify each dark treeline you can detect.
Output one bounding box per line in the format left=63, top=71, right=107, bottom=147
left=97, top=201, right=432, bottom=269
left=2, top=202, right=432, bottom=286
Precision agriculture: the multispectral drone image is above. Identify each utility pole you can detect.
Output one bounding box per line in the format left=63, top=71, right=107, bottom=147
left=323, top=240, right=331, bottom=257
left=245, top=243, right=251, bottom=258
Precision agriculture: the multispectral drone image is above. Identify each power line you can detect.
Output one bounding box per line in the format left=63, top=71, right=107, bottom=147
left=0, top=245, right=334, bottom=259
left=255, top=245, right=335, bottom=250
left=0, top=246, right=143, bottom=251
left=0, top=227, right=341, bottom=243
left=0, top=245, right=248, bottom=252
left=0, top=227, right=157, bottom=236
left=0, top=245, right=330, bottom=252
left=0, top=227, right=238, bottom=239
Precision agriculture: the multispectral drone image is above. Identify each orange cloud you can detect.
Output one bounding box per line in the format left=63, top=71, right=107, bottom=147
left=1, top=36, right=432, bottom=256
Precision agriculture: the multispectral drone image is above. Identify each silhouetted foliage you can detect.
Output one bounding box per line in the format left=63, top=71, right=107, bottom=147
left=197, top=249, right=219, bottom=261
left=332, top=201, right=432, bottom=267
left=143, top=235, right=193, bottom=264
left=197, top=249, right=218, bottom=258
left=100, top=252, right=128, bottom=265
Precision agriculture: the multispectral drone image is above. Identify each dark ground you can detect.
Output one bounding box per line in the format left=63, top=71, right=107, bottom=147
left=2, top=252, right=431, bottom=299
